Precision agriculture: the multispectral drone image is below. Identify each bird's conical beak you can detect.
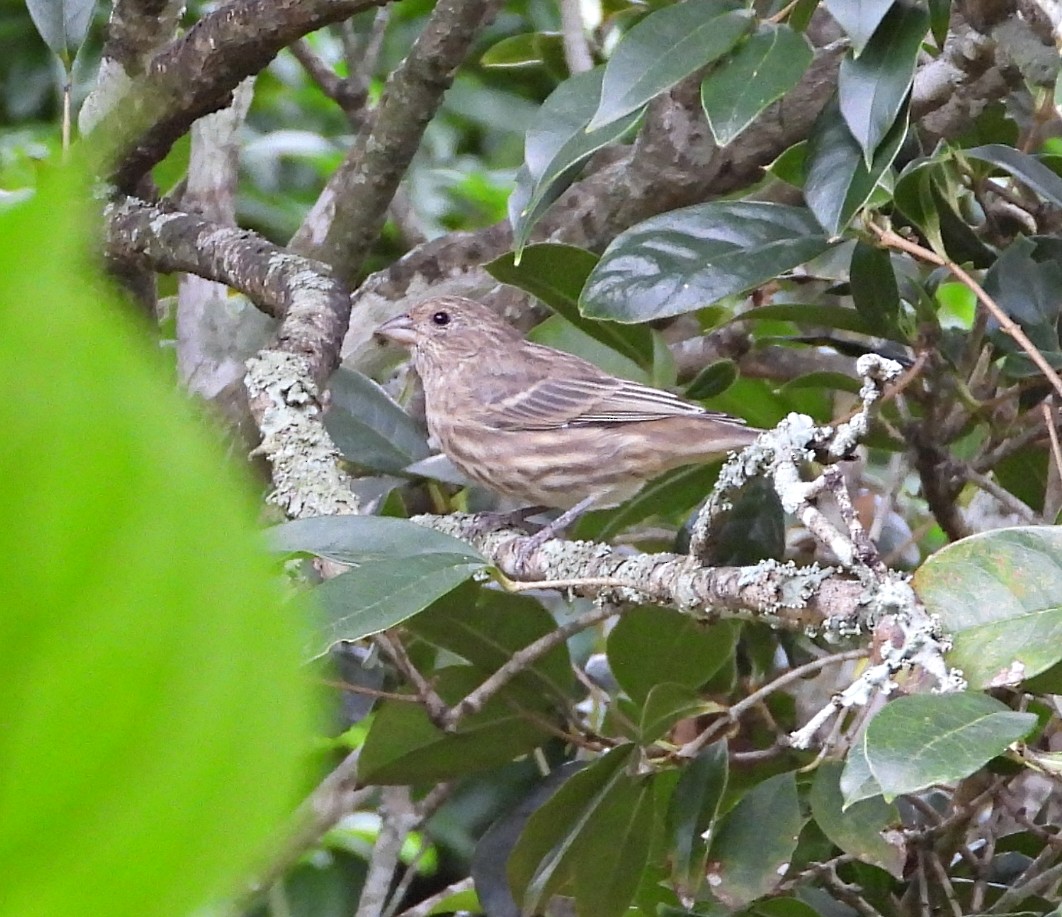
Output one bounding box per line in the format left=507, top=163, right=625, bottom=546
left=375, top=313, right=416, bottom=347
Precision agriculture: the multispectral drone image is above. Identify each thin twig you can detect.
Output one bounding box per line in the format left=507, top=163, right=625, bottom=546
left=961, top=464, right=1039, bottom=522
left=1042, top=399, right=1062, bottom=521
left=678, top=649, right=868, bottom=757
left=868, top=222, right=1062, bottom=400
left=373, top=632, right=451, bottom=727
left=444, top=602, right=628, bottom=728
left=393, top=878, right=475, bottom=917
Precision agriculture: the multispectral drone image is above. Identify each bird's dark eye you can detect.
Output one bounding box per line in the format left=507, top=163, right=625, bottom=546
left=431, top=310, right=451, bottom=326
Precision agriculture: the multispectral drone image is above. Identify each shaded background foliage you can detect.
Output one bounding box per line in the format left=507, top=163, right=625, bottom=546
left=5, top=0, right=1062, bottom=916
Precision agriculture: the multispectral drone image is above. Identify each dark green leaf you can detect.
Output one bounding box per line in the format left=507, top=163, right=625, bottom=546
left=708, top=772, right=804, bottom=907
left=893, top=157, right=996, bottom=266
left=778, top=371, right=863, bottom=395
left=686, top=359, right=738, bottom=400
left=965, top=144, right=1062, bottom=208
left=638, top=683, right=718, bottom=744
left=509, top=746, right=635, bottom=912
left=838, top=3, right=928, bottom=163
left=511, top=69, right=643, bottom=253
left=485, top=244, right=654, bottom=366
left=472, top=763, right=585, bottom=917
left=768, top=141, right=808, bottom=188
left=805, top=95, right=907, bottom=235
left=310, top=554, right=485, bottom=653
left=982, top=238, right=1062, bottom=362
left=359, top=667, right=554, bottom=784
left=572, top=771, right=657, bottom=917
left=573, top=462, right=725, bottom=542
left=407, top=585, right=573, bottom=707
left=582, top=202, right=832, bottom=322
left=608, top=607, right=738, bottom=705
left=809, top=762, right=905, bottom=877
left=850, top=242, right=900, bottom=335
left=701, top=23, right=813, bottom=146
left=269, top=514, right=484, bottom=566
left=914, top=527, right=1062, bottom=688
left=26, top=0, right=97, bottom=66
left=822, top=0, right=895, bottom=54
left=588, top=2, right=753, bottom=130
left=861, top=693, right=1038, bottom=801
left=667, top=740, right=728, bottom=898
left=693, top=476, right=785, bottom=565
left=928, top=0, right=950, bottom=46
left=324, top=368, right=431, bottom=474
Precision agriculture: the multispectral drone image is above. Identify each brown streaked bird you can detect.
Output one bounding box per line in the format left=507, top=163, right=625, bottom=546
left=376, top=296, right=760, bottom=533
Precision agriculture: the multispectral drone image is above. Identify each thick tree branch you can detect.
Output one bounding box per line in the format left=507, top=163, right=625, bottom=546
left=106, top=196, right=349, bottom=385
left=91, top=0, right=387, bottom=191
left=291, top=0, right=502, bottom=278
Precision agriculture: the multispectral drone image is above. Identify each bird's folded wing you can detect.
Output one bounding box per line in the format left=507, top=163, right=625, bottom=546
left=482, top=376, right=746, bottom=430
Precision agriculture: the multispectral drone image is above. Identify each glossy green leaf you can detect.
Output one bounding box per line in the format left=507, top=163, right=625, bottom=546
left=511, top=68, right=642, bottom=253
left=707, top=772, right=804, bottom=907
left=582, top=202, right=832, bottom=322
left=822, top=0, right=895, bottom=55
left=509, top=746, right=635, bottom=912
left=588, top=2, right=753, bottom=130
left=850, top=242, right=900, bottom=335
left=359, top=667, right=554, bottom=784
left=667, top=740, right=728, bottom=897
left=310, top=553, right=486, bottom=653
left=861, top=693, right=1038, bottom=801
left=270, top=514, right=484, bottom=566
left=407, top=585, right=573, bottom=707
left=964, top=144, right=1062, bottom=209
left=809, top=762, right=905, bottom=877
left=0, top=168, right=313, bottom=917
left=805, top=95, right=907, bottom=235
left=26, top=0, right=97, bottom=66
left=485, top=243, right=654, bottom=366
left=324, top=368, right=431, bottom=474
left=838, top=3, right=928, bottom=163
left=914, top=527, right=1062, bottom=688
left=701, top=23, right=813, bottom=146
left=608, top=607, right=738, bottom=705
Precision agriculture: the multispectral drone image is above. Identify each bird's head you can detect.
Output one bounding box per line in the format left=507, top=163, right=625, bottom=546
left=375, top=296, right=522, bottom=368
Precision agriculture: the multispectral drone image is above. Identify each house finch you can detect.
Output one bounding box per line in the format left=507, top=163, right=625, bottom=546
left=375, top=297, right=760, bottom=530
